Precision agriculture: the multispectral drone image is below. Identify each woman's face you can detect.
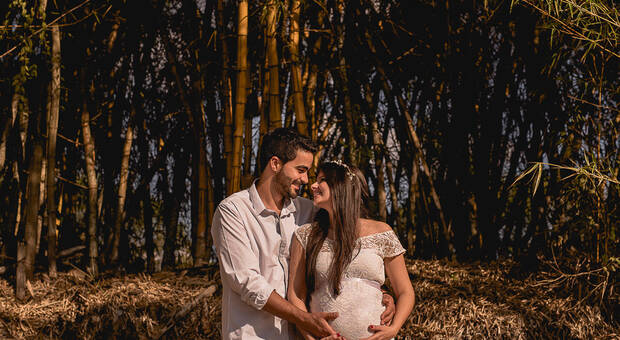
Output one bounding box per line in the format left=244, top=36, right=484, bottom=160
left=311, top=171, right=332, bottom=211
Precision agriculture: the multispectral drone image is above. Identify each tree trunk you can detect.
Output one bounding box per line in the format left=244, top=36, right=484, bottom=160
left=370, top=117, right=387, bottom=221
left=266, top=0, right=281, bottom=131
left=386, top=154, right=401, bottom=232
left=362, top=29, right=450, bottom=254
left=141, top=135, right=154, bottom=273
left=288, top=0, right=307, bottom=135
left=45, top=24, right=61, bottom=278
left=81, top=70, right=98, bottom=276
left=162, top=135, right=189, bottom=270
left=0, top=94, right=19, bottom=172
left=407, top=155, right=419, bottom=258
left=36, top=158, right=45, bottom=256
left=230, top=0, right=248, bottom=194
left=17, top=139, right=43, bottom=301
left=109, top=108, right=134, bottom=265
left=336, top=61, right=357, bottom=166
left=242, top=112, right=253, bottom=187
left=334, top=5, right=357, bottom=166
left=100, top=14, right=122, bottom=266
left=218, top=0, right=234, bottom=196
left=165, top=40, right=209, bottom=266
left=258, top=61, right=269, bottom=166
left=364, top=83, right=386, bottom=221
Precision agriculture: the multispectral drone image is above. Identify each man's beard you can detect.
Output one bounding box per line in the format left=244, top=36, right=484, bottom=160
left=275, top=170, right=301, bottom=199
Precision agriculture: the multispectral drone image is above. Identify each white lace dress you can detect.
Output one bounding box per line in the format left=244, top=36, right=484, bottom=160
left=294, top=224, right=406, bottom=340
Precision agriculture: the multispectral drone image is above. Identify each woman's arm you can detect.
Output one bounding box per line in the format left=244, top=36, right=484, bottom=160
left=363, top=254, right=414, bottom=340
left=288, top=236, right=316, bottom=340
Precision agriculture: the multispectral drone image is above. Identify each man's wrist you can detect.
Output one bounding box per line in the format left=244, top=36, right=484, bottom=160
left=291, top=306, right=309, bottom=327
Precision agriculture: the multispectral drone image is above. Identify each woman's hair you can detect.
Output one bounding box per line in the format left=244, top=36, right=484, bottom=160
left=304, top=161, right=369, bottom=301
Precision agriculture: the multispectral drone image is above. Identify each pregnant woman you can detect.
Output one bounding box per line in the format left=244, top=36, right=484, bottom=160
left=288, top=161, right=415, bottom=340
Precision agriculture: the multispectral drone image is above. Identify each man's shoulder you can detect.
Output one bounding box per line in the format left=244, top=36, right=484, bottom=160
left=292, top=196, right=314, bottom=209
left=218, top=189, right=251, bottom=208
left=291, top=196, right=316, bottom=225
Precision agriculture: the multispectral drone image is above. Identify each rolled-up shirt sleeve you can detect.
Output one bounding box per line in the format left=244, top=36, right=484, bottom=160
left=211, top=202, right=275, bottom=310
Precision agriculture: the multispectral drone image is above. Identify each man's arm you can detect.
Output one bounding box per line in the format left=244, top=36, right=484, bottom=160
left=211, top=203, right=274, bottom=309
left=263, top=290, right=338, bottom=338
left=211, top=203, right=337, bottom=337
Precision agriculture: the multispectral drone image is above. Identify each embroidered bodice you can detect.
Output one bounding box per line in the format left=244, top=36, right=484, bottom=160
left=294, top=223, right=405, bottom=339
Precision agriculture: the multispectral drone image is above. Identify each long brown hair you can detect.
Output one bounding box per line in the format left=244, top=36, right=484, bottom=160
left=305, top=161, right=368, bottom=301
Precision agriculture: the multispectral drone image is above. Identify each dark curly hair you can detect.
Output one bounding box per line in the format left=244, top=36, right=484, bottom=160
left=258, top=128, right=317, bottom=171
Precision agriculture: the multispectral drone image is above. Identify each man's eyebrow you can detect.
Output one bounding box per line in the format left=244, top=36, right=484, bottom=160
left=296, top=165, right=309, bottom=171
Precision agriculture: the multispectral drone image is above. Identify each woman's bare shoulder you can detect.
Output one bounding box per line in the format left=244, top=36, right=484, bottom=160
left=359, top=218, right=393, bottom=236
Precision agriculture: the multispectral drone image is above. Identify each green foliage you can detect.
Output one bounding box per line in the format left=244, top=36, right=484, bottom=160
left=513, top=158, right=619, bottom=263
left=3, top=0, right=52, bottom=112
left=513, top=0, right=619, bottom=60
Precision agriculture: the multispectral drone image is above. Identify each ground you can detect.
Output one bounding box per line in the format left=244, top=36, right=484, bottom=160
left=0, top=259, right=617, bottom=339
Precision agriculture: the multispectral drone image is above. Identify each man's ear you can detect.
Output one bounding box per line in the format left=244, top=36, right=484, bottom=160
left=269, top=156, right=282, bottom=172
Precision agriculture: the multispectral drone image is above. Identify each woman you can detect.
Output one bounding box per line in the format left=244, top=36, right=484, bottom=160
left=288, top=161, right=415, bottom=340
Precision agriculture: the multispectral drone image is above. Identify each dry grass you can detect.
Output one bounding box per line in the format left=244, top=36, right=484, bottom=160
left=403, top=259, right=618, bottom=339
left=0, top=259, right=617, bottom=339
left=0, top=268, right=222, bottom=339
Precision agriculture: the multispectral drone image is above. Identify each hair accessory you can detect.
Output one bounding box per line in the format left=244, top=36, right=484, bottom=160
left=326, top=159, right=355, bottom=181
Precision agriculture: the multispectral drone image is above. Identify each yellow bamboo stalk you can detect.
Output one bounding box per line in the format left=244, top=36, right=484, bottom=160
left=266, top=0, right=281, bottom=131
left=289, top=0, right=307, bottom=135
left=218, top=0, right=234, bottom=195
left=46, top=24, right=61, bottom=278
left=230, top=0, right=248, bottom=194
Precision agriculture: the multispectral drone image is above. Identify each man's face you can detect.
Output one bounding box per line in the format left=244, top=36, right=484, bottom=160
left=274, top=150, right=313, bottom=199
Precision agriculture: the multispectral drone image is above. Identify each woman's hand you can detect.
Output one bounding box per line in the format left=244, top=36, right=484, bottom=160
left=320, top=333, right=346, bottom=340
left=360, top=324, right=398, bottom=340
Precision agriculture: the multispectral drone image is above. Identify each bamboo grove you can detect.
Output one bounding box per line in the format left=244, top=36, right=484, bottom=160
left=0, top=0, right=618, bottom=301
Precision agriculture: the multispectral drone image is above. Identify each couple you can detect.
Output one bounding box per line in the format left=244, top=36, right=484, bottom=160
left=211, top=128, right=414, bottom=340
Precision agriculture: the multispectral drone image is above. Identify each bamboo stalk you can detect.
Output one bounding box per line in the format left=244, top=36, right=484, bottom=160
left=46, top=24, right=61, bottom=278
left=266, top=0, right=282, bottom=131
left=109, top=107, right=134, bottom=265
left=289, top=0, right=307, bottom=135
left=230, top=0, right=248, bottom=194
left=81, top=71, right=99, bottom=276
left=218, top=0, right=234, bottom=195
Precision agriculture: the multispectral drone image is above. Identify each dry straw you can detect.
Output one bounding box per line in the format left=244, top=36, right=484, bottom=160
left=1, top=259, right=617, bottom=339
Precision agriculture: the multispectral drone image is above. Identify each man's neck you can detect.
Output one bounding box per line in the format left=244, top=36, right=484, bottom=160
left=255, top=175, right=285, bottom=214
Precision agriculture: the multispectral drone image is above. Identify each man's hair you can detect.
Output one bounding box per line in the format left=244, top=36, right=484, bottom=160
left=258, top=128, right=317, bottom=171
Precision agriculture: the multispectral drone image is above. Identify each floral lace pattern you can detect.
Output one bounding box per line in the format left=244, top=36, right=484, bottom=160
left=294, top=223, right=406, bottom=259
left=294, top=223, right=404, bottom=339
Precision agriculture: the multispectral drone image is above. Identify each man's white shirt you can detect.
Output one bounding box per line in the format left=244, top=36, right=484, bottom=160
left=211, top=182, right=317, bottom=340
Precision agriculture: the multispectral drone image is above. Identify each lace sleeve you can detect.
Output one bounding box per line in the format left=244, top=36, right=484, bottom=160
left=294, top=223, right=313, bottom=249
left=380, top=231, right=406, bottom=258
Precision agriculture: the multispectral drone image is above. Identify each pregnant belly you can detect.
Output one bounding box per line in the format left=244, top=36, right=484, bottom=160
left=309, top=279, right=384, bottom=340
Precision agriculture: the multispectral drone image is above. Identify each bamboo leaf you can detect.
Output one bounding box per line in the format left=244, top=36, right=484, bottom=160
left=533, top=163, right=542, bottom=195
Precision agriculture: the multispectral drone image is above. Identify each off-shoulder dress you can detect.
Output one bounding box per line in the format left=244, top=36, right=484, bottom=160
left=294, top=223, right=405, bottom=339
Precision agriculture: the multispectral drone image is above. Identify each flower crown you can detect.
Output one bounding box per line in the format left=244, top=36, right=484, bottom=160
left=325, top=159, right=355, bottom=181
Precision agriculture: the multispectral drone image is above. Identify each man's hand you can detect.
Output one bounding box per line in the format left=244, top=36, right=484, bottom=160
left=379, top=293, right=395, bottom=325
left=299, top=311, right=339, bottom=338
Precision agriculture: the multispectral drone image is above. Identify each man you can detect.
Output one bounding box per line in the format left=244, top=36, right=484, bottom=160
left=211, top=128, right=394, bottom=339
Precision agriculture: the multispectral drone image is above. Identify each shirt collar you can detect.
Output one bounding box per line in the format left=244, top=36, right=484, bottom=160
left=248, top=180, right=298, bottom=217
